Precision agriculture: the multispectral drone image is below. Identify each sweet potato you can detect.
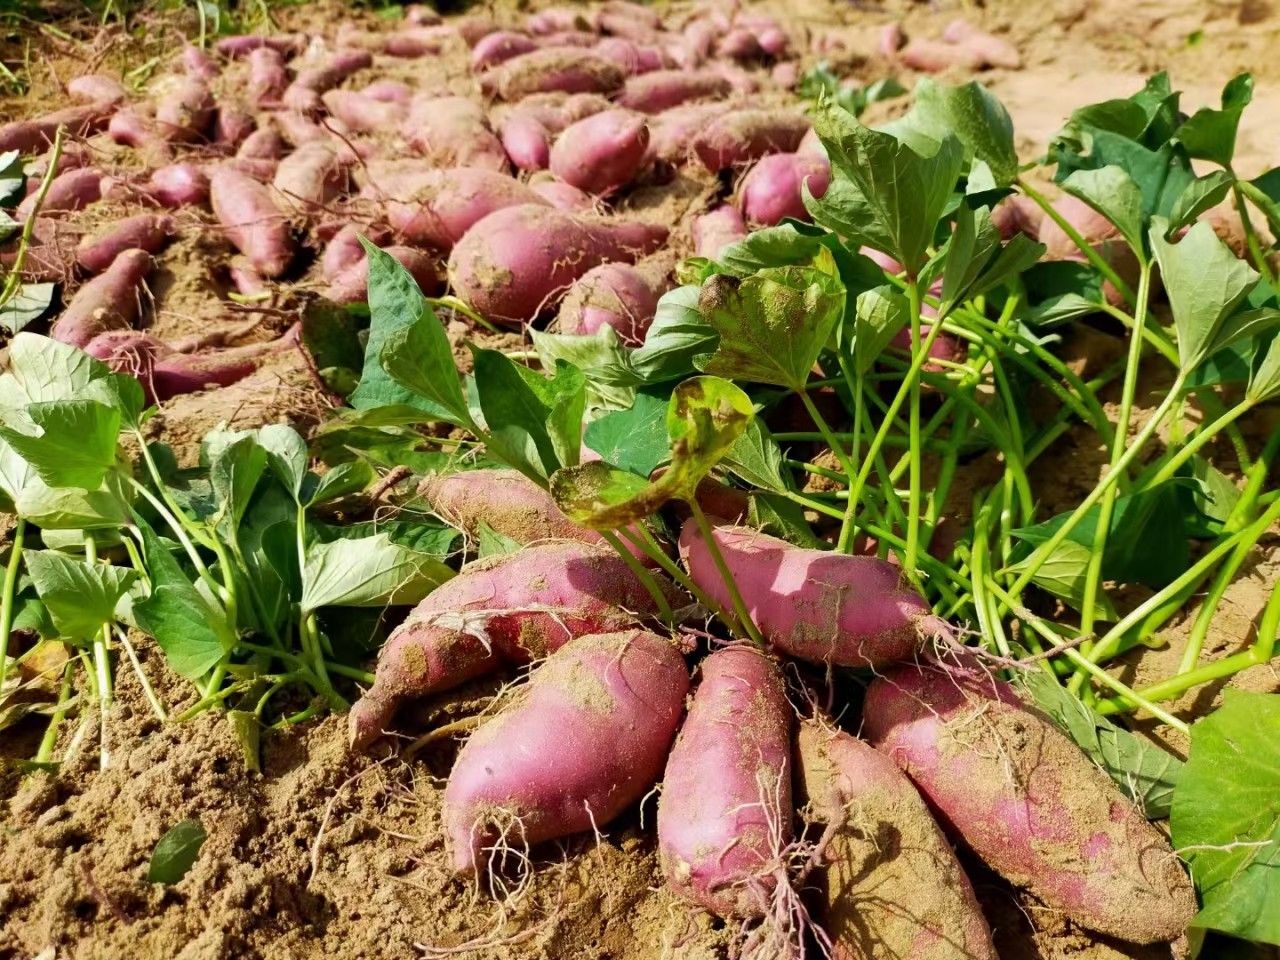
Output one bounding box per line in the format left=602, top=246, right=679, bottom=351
left=499, top=113, right=553, bottom=171
left=443, top=630, right=688, bottom=873
left=679, top=523, right=944, bottom=667
left=16, top=167, right=101, bottom=221
left=658, top=646, right=791, bottom=917
left=527, top=6, right=597, bottom=35
left=617, top=70, right=731, bottom=113
left=154, top=75, right=214, bottom=142
left=990, top=194, right=1043, bottom=241
left=549, top=109, right=649, bottom=195
left=322, top=89, right=407, bottom=133
left=180, top=44, right=220, bottom=82
left=406, top=95, right=508, bottom=171
left=213, top=106, right=255, bottom=150
left=50, top=248, right=152, bottom=347
left=770, top=61, right=800, bottom=89
left=383, top=25, right=452, bottom=58
left=796, top=720, right=998, bottom=960
left=692, top=205, right=747, bottom=259
left=556, top=261, right=659, bottom=343
left=327, top=245, right=440, bottom=304
left=147, top=162, right=209, bottom=207
left=75, top=214, right=174, bottom=275
left=693, top=110, right=810, bottom=171
left=283, top=49, right=373, bottom=112
left=362, top=79, right=412, bottom=103
left=321, top=223, right=392, bottom=281
left=447, top=204, right=668, bottom=324
left=67, top=74, right=126, bottom=105
left=247, top=46, right=288, bottom=106
left=0, top=105, right=109, bottom=155
left=210, top=167, right=294, bottom=277
left=215, top=34, right=307, bottom=58
left=863, top=658, right=1196, bottom=943
left=348, top=542, right=677, bottom=749
left=272, top=140, right=349, bottom=213
left=899, top=39, right=985, bottom=73
left=716, top=28, right=763, bottom=61
left=593, top=37, right=664, bottom=74
left=470, top=30, right=538, bottom=71
left=738, top=152, right=830, bottom=225
left=385, top=167, right=546, bottom=250
left=942, top=19, right=1021, bottom=69
left=887, top=324, right=968, bottom=373
left=528, top=175, right=595, bottom=212
left=485, top=48, right=625, bottom=100
left=236, top=126, right=286, bottom=162
left=880, top=22, right=905, bottom=57
left=646, top=103, right=728, bottom=165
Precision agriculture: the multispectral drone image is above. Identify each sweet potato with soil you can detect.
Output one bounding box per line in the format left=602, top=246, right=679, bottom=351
left=406, top=95, right=508, bottom=171
left=0, top=105, right=109, bottom=155
left=283, top=49, right=373, bottom=112
left=499, top=112, right=553, bottom=171
left=888, top=324, right=969, bottom=373
left=147, top=162, right=209, bottom=207
left=247, top=46, right=288, bottom=106
left=272, top=140, right=349, bottom=213
left=484, top=48, right=625, bottom=101
left=528, top=175, right=595, bottom=212
left=796, top=720, right=998, bottom=960
left=237, top=126, right=286, bottom=161
left=153, top=75, right=214, bottom=142
left=617, top=70, right=731, bottom=113
left=716, top=28, right=764, bottom=61
left=348, top=542, right=677, bottom=749
left=556, top=261, right=659, bottom=343
left=527, top=6, right=598, bottom=35
left=75, top=214, right=174, bottom=274
left=180, top=44, right=220, bottom=81
left=362, top=79, right=412, bottom=103
left=863, top=658, right=1196, bottom=944
left=593, top=37, right=664, bottom=74
left=321, top=223, right=392, bottom=281
left=327, top=245, right=440, bottom=304
left=322, top=89, right=407, bottom=134
left=738, top=152, right=830, bottom=226
left=549, top=109, right=649, bottom=196
left=693, top=110, right=810, bottom=171
left=386, top=167, right=546, bottom=250
left=942, top=19, right=1021, bottom=69
left=215, top=34, right=307, bottom=58
left=210, top=167, right=294, bottom=277
left=383, top=26, right=452, bottom=58
left=50, top=248, right=152, bottom=347
left=470, top=30, right=538, bottom=71
left=443, top=630, right=688, bottom=874
left=213, top=107, right=255, bottom=150
left=447, top=203, right=668, bottom=324
left=679, top=523, right=944, bottom=667
left=67, top=74, right=126, bottom=105
left=990, top=193, right=1042, bottom=241
left=692, top=204, right=747, bottom=259
left=646, top=103, right=729, bottom=165
left=658, top=646, right=791, bottom=917
left=16, top=167, right=102, bottom=221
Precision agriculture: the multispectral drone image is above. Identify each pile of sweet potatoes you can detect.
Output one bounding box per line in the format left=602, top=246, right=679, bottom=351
left=349, top=464, right=1195, bottom=957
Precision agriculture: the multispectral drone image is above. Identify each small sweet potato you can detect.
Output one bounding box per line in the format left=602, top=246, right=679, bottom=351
left=153, top=75, right=214, bottom=142
left=180, top=44, right=220, bottom=81
left=322, top=89, right=407, bottom=133
left=215, top=34, right=307, bottom=58
left=899, top=39, right=984, bottom=73
left=679, top=523, right=944, bottom=667
left=348, top=542, right=677, bottom=749
left=210, top=166, right=294, bottom=277
left=470, top=30, right=538, bottom=71
left=321, top=223, right=392, bottom=281
left=658, top=646, right=791, bottom=917
left=738, top=152, right=830, bottom=225
left=406, top=95, right=508, bottom=170
left=0, top=105, right=109, bottom=155
left=50, top=248, right=152, bottom=347
left=443, top=630, right=688, bottom=873
left=942, top=18, right=1021, bottom=69
left=16, top=167, right=102, bottom=221
left=272, top=140, right=349, bottom=213
left=556, top=261, right=659, bottom=343
left=83, top=328, right=286, bottom=402
left=362, top=79, right=412, bottom=103
left=528, top=175, right=595, bottom=212
left=616, top=69, right=731, bottom=113
left=527, top=6, right=597, bottom=35
left=386, top=167, right=546, bottom=250
left=485, top=48, right=625, bottom=100
left=549, top=109, right=649, bottom=195
left=692, top=204, right=747, bottom=259
left=213, top=106, right=255, bottom=150
left=147, top=162, right=209, bottom=207
left=283, top=49, right=373, bottom=111
left=327, top=244, right=440, bottom=304
left=646, top=103, right=728, bottom=165
left=75, top=214, right=173, bottom=275
left=247, top=46, right=288, bottom=106
left=499, top=112, right=553, bottom=171
left=693, top=110, right=810, bottom=171
left=796, top=720, right=999, bottom=960
left=863, top=658, right=1196, bottom=944
left=67, top=74, right=126, bottom=105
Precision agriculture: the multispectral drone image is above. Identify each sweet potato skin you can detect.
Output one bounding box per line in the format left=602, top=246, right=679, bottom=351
left=658, top=646, right=791, bottom=918
left=50, top=249, right=153, bottom=347
left=692, top=204, right=747, bottom=259
left=387, top=167, right=546, bottom=249
left=862, top=659, right=1197, bottom=944
left=549, top=109, right=649, bottom=196
left=739, top=152, right=830, bottom=226
left=796, top=721, right=998, bottom=960
left=679, top=523, right=941, bottom=667
left=486, top=48, right=625, bottom=100
left=210, top=166, right=294, bottom=277
left=693, top=110, right=810, bottom=171
left=421, top=468, right=608, bottom=545
left=348, top=542, right=675, bottom=749
left=75, top=214, right=174, bottom=274
left=556, top=261, right=657, bottom=343
left=443, top=630, right=689, bottom=873
left=616, top=70, right=730, bottom=113
left=406, top=95, right=509, bottom=171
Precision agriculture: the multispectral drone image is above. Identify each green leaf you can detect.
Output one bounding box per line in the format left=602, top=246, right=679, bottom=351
left=694, top=264, right=845, bottom=390
left=24, top=551, right=136, bottom=641
left=352, top=242, right=460, bottom=419
left=747, top=492, right=822, bottom=547
left=0, top=333, right=117, bottom=407
left=1150, top=219, right=1260, bottom=372
left=807, top=98, right=964, bottom=275
left=1062, top=166, right=1146, bottom=256
left=629, top=285, right=719, bottom=385
left=476, top=521, right=522, bottom=558
left=208, top=436, right=267, bottom=531
left=317, top=517, right=460, bottom=560
left=1016, top=670, right=1182, bottom=818
left=722, top=420, right=788, bottom=494
left=798, top=63, right=905, bottom=118
left=1176, top=73, right=1253, bottom=168
left=1005, top=538, right=1118, bottom=619
left=530, top=326, right=639, bottom=409
left=472, top=350, right=585, bottom=480
left=0, top=399, right=121, bottom=490
left=852, top=286, right=910, bottom=374
left=256, top=424, right=309, bottom=500
left=1247, top=331, right=1280, bottom=404
left=1171, top=691, right=1280, bottom=945
left=583, top=388, right=671, bottom=477
left=1178, top=456, right=1241, bottom=538
left=300, top=532, right=453, bottom=611
left=148, top=819, right=206, bottom=885
left=940, top=203, right=1002, bottom=305
left=305, top=460, right=376, bottom=506
left=880, top=79, right=1018, bottom=187
left=132, top=517, right=233, bottom=681
left=550, top=461, right=659, bottom=530
left=1169, top=171, right=1235, bottom=233
left=0, top=283, right=55, bottom=334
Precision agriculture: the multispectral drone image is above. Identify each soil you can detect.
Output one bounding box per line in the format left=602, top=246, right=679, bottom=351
left=2, top=0, right=1280, bottom=958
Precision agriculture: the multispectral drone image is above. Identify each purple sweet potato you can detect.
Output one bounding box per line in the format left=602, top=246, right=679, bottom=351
left=247, top=46, right=288, bottom=106
left=322, top=89, right=407, bottom=133
left=738, top=152, right=831, bottom=225
left=67, top=74, right=126, bottom=105
left=272, top=140, right=349, bottom=213
left=83, top=328, right=286, bottom=402
left=692, top=204, right=747, bottom=259
left=50, top=248, right=152, bottom=347
left=16, top=167, right=102, bottom=221
left=549, top=109, right=649, bottom=195
left=679, top=523, right=944, bottom=667
left=646, top=102, right=728, bottom=166
left=616, top=69, right=731, bottom=113
left=75, top=214, right=174, bottom=274
left=153, top=75, right=214, bottom=142
left=406, top=95, right=508, bottom=170
left=447, top=203, right=668, bottom=324
left=863, top=659, right=1196, bottom=944
left=0, top=105, right=109, bottom=155
left=327, top=244, right=440, bottom=304
left=941, top=18, right=1021, bottom=69
left=556, top=261, right=659, bottom=343
left=499, top=112, right=553, bottom=170
left=213, top=106, right=256, bottom=150
left=658, top=646, right=791, bottom=917
left=484, top=48, right=625, bottom=100
left=348, top=542, right=677, bottom=749
left=362, top=79, right=412, bottom=103
left=443, top=630, right=688, bottom=873
left=899, top=39, right=984, bottom=73
left=694, top=110, right=810, bottom=171
left=528, top=175, right=595, bottom=212
left=236, top=126, right=286, bottom=161
left=321, top=223, right=391, bottom=281
left=148, top=162, right=209, bottom=207
left=796, top=720, right=999, bottom=960
left=210, top=166, right=294, bottom=277
left=283, top=49, right=373, bottom=111
left=215, top=34, right=307, bottom=58
left=470, top=29, right=538, bottom=71
left=385, top=167, right=547, bottom=250
left=180, top=44, right=220, bottom=81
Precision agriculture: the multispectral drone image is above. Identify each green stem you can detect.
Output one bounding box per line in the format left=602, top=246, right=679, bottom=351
left=35, top=660, right=76, bottom=764
left=600, top=529, right=673, bottom=624
left=0, top=518, right=27, bottom=705
left=1229, top=171, right=1277, bottom=286
left=1139, top=398, right=1255, bottom=489
left=797, top=389, right=857, bottom=481
left=116, top=627, right=166, bottom=721
left=126, top=476, right=217, bottom=589
left=905, top=282, right=924, bottom=577
left=1019, top=178, right=1136, bottom=305
left=0, top=129, right=63, bottom=307
left=688, top=501, right=766, bottom=647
